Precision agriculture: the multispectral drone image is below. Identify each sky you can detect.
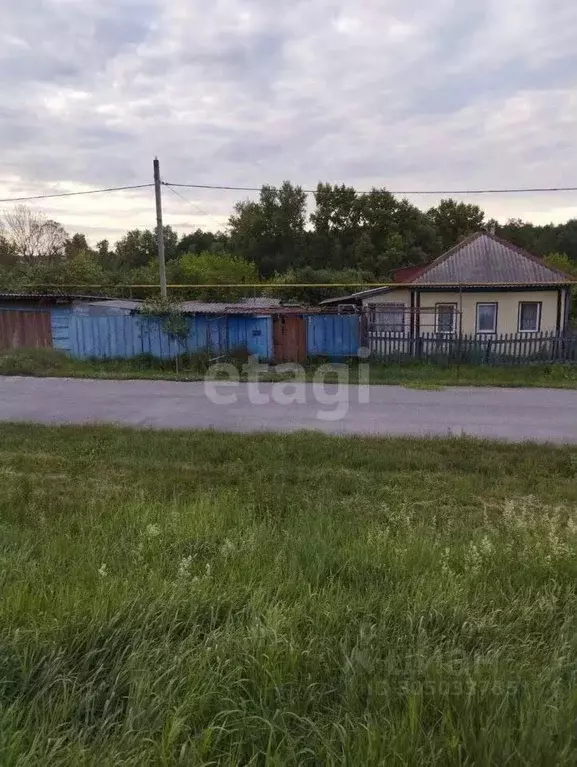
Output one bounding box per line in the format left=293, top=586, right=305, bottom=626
left=1, top=0, right=577, bottom=245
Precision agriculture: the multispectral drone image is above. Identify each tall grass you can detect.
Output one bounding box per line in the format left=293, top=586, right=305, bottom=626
left=1, top=426, right=577, bottom=764
left=2, top=347, right=577, bottom=388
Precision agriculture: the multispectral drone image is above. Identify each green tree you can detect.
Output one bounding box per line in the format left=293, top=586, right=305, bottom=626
left=176, top=229, right=229, bottom=256
left=229, top=182, right=307, bottom=277
left=266, top=266, right=370, bottom=304
left=544, top=252, right=577, bottom=277
left=114, top=226, right=178, bottom=272
left=171, top=251, right=259, bottom=300
left=64, top=233, right=92, bottom=260
left=428, top=199, right=485, bottom=252
left=25, top=250, right=108, bottom=290
left=0, top=235, right=18, bottom=268
left=309, top=184, right=362, bottom=270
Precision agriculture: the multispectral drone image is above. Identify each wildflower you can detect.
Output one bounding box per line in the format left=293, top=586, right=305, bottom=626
left=145, top=523, right=161, bottom=538
left=465, top=542, right=482, bottom=574
left=177, top=555, right=193, bottom=577
left=98, top=563, right=107, bottom=577
left=440, top=547, right=451, bottom=574
left=479, top=535, right=494, bottom=556
left=220, top=538, right=235, bottom=557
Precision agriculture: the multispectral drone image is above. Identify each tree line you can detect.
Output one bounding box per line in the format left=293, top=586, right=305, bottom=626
left=1, top=183, right=576, bottom=303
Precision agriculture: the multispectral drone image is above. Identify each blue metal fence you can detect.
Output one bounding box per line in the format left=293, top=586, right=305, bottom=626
left=67, top=313, right=273, bottom=361
left=306, top=314, right=360, bottom=358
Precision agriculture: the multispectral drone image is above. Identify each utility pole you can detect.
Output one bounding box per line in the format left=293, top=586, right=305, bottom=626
left=153, top=157, right=168, bottom=299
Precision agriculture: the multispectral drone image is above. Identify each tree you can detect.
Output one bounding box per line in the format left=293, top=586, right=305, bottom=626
left=427, top=199, right=485, bottom=252
left=0, top=205, right=68, bottom=263
left=176, top=229, right=229, bottom=257
left=266, top=265, right=370, bottom=304
left=114, top=226, right=178, bottom=272
left=170, top=251, right=259, bottom=300
left=309, top=185, right=441, bottom=276
left=26, top=250, right=108, bottom=290
left=0, top=234, right=18, bottom=268
left=309, top=184, right=362, bottom=270
left=64, top=233, right=92, bottom=260
left=543, top=252, right=577, bottom=277
left=95, top=239, right=115, bottom=271
left=229, top=182, right=307, bottom=277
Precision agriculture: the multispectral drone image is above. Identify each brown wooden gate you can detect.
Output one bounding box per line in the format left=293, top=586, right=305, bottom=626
left=273, top=314, right=306, bottom=363
left=0, top=310, right=52, bottom=349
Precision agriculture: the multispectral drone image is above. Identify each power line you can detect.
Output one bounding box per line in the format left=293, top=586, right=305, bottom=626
left=0, top=183, right=154, bottom=204
left=164, top=184, right=229, bottom=230
left=164, top=181, right=577, bottom=196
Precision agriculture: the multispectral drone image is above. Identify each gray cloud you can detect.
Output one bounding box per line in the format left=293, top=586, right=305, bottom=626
left=1, top=0, right=577, bottom=242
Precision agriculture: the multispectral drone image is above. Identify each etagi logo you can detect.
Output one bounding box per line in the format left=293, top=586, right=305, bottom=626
left=203, top=353, right=371, bottom=421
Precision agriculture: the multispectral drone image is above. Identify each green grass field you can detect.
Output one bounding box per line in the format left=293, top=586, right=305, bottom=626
left=1, top=425, right=577, bottom=764
left=2, top=347, right=577, bottom=388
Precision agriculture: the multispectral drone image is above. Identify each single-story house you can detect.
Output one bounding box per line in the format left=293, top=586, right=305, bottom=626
left=321, top=231, right=574, bottom=337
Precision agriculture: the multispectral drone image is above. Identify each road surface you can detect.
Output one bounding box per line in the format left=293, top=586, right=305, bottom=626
left=0, top=376, right=576, bottom=443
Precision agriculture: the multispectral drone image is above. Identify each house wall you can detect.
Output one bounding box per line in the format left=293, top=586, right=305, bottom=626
left=360, top=287, right=569, bottom=336
left=418, top=289, right=563, bottom=335
left=360, top=289, right=413, bottom=333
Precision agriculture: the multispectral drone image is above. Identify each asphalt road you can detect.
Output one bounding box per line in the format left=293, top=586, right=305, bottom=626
left=0, top=376, right=576, bottom=443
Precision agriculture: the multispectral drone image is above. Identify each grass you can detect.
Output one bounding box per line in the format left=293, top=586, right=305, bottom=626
left=1, top=424, right=577, bottom=764
left=2, top=347, right=577, bottom=388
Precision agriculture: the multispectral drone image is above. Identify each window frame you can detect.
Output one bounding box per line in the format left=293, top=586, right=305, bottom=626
left=435, top=302, right=458, bottom=335
left=517, top=301, right=542, bottom=333
left=475, top=302, right=498, bottom=334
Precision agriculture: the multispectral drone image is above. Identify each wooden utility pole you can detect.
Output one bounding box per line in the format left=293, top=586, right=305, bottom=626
left=153, top=157, right=168, bottom=299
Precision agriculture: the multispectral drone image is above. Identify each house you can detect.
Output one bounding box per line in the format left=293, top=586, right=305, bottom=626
left=321, top=232, right=574, bottom=338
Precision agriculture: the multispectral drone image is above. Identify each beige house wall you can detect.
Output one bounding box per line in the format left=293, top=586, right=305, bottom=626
left=419, top=290, right=561, bottom=335
left=361, top=289, right=412, bottom=333
left=361, top=287, right=567, bottom=335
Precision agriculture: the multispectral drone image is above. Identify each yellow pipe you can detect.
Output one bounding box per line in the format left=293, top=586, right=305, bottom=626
left=16, top=282, right=577, bottom=289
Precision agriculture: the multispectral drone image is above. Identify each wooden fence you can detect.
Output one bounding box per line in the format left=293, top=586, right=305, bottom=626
left=366, top=331, right=577, bottom=365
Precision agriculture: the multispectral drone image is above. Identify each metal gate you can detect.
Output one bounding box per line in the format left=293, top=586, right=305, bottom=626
left=273, top=315, right=306, bottom=363
left=0, top=310, right=52, bottom=349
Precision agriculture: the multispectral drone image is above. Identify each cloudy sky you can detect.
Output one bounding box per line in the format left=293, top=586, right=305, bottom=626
left=1, top=0, right=577, bottom=244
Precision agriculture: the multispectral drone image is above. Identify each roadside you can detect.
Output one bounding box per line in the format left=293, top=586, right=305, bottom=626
left=2, top=348, right=577, bottom=389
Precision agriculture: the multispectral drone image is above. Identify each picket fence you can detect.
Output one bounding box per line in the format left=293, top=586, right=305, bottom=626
left=367, top=330, right=577, bottom=365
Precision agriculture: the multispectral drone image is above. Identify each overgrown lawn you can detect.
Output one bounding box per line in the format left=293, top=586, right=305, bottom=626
left=1, top=426, right=577, bottom=764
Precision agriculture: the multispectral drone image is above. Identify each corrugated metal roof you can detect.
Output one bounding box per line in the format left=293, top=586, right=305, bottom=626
left=77, top=298, right=322, bottom=315
left=78, top=299, right=143, bottom=311
left=413, top=232, right=573, bottom=285
left=320, top=287, right=392, bottom=305
left=179, top=301, right=316, bottom=315
left=237, top=297, right=282, bottom=308
left=0, top=292, right=102, bottom=302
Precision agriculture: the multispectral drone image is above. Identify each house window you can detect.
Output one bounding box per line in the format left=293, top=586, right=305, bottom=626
left=435, top=303, right=457, bottom=334
left=476, top=303, right=497, bottom=334
left=518, top=302, right=541, bottom=333
left=374, top=303, right=405, bottom=332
